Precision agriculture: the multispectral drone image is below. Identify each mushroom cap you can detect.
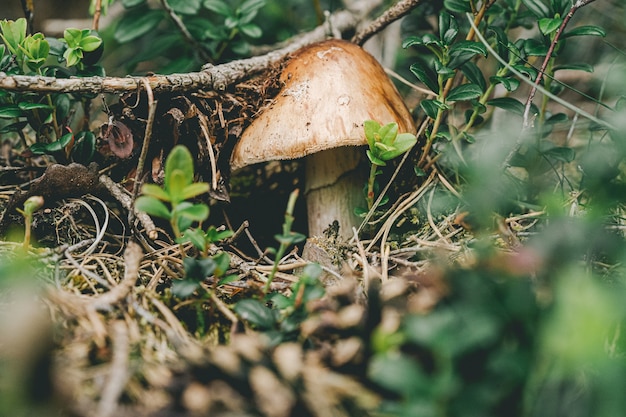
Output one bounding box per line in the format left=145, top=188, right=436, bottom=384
left=230, top=39, right=416, bottom=170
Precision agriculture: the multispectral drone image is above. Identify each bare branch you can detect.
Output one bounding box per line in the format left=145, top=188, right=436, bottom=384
left=352, top=0, right=424, bottom=46
left=0, top=3, right=383, bottom=96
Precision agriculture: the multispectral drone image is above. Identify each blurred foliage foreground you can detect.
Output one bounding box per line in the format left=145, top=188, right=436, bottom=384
left=2, top=0, right=626, bottom=416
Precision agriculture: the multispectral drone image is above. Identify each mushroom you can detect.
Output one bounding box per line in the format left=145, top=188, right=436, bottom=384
left=231, top=39, right=415, bottom=241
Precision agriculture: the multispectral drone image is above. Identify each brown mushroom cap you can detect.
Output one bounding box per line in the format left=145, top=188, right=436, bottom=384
left=230, top=39, right=416, bottom=170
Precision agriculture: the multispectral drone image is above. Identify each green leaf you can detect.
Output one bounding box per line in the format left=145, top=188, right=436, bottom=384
left=420, top=99, right=442, bottom=119
left=79, top=35, right=102, bottom=52
left=165, top=145, right=195, bottom=192
left=181, top=182, right=210, bottom=200
left=234, top=299, right=275, bottom=330
left=524, top=38, right=550, bottom=56
left=444, top=0, right=472, bottom=13
left=447, top=83, right=482, bottom=101
left=364, top=120, right=380, bottom=149
left=63, top=48, right=83, bottom=67
left=461, top=61, right=487, bottom=92
left=171, top=279, right=200, bottom=298
left=0, top=18, right=27, bottom=56
left=0, top=105, right=22, bottom=118
left=239, top=0, right=265, bottom=15
left=521, top=0, right=550, bottom=18
left=239, top=23, right=262, bottom=38
left=168, top=0, right=201, bottom=14
left=449, top=40, right=487, bottom=58
left=0, top=121, right=28, bottom=133
left=366, top=150, right=387, bottom=166
left=379, top=122, right=399, bottom=145
left=176, top=203, right=209, bottom=222
left=218, top=274, right=239, bottom=286
left=409, top=62, right=438, bottom=94
left=562, top=25, right=606, bottom=39
left=439, top=11, right=458, bottom=45
left=489, top=75, right=520, bottom=92
left=114, top=9, right=164, bottom=43
left=18, top=102, right=52, bottom=111
left=275, top=231, right=306, bottom=246
left=213, top=252, right=230, bottom=276
left=141, top=183, right=171, bottom=201
left=135, top=196, right=172, bottom=219
left=553, top=63, right=594, bottom=73
left=538, top=17, right=563, bottom=36
left=184, top=256, right=216, bottom=280
left=379, top=133, right=417, bottom=161
left=487, top=97, right=525, bottom=115
left=203, top=0, right=232, bottom=16
left=73, top=131, right=96, bottom=163
left=63, top=28, right=83, bottom=48
left=183, top=228, right=208, bottom=251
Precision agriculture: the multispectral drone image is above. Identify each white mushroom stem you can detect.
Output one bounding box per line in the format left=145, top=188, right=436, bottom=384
left=304, top=146, right=365, bottom=240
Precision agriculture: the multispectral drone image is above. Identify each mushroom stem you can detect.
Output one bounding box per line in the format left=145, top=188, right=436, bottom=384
left=304, top=146, right=366, bottom=239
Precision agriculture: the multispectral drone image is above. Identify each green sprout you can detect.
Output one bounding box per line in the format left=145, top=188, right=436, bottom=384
left=363, top=120, right=417, bottom=209
left=16, top=195, right=44, bottom=250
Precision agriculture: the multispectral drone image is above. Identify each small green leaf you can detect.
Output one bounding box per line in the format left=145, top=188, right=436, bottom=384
left=562, top=25, right=606, bottom=39
left=366, top=149, right=387, bottom=166
left=487, top=97, right=525, bottom=115
left=461, top=62, right=487, bottom=92
left=447, top=83, right=482, bottom=102
left=183, top=228, right=208, bottom=251
left=18, top=102, right=51, bottom=111
left=368, top=352, right=427, bottom=396
left=234, top=299, right=275, bottom=330
left=181, top=182, right=210, bottom=200
left=364, top=120, right=380, bottom=149
left=168, top=0, right=201, bottom=14
left=521, top=0, right=551, bottom=18
left=0, top=105, right=22, bottom=118
left=135, top=196, right=172, bottom=219
left=379, top=122, right=399, bottom=145
left=184, top=256, right=216, bottom=280
left=444, top=0, right=472, bottom=13
left=114, top=9, right=164, bottom=43
left=538, top=17, right=563, bottom=36
left=439, top=11, right=458, bottom=45
left=176, top=203, right=210, bottom=222
left=79, top=35, right=102, bottom=52
left=218, top=274, right=239, bottom=286
left=121, top=0, right=146, bottom=7
left=420, top=99, right=443, bottom=120
left=141, top=183, right=171, bottom=202
left=213, top=252, right=230, bottom=276
left=63, top=48, right=83, bottom=67
left=239, top=0, right=265, bottom=16
left=490, top=75, right=520, bottom=92
left=203, top=0, right=232, bottom=16
left=409, top=63, right=438, bottom=94
left=553, top=63, right=594, bottom=73
left=524, top=39, right=550, bottom=57
left=0, top=18, right=27, bottom=56
left=171, top=279, right=200, bottom=298
left=239, top=23, right=262, bottom=38
left=165, top=145, right=195, bottom=192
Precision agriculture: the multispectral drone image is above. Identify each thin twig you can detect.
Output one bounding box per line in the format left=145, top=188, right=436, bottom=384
left=352, top=0, right=423, bottom=45
left=92, top=0, right=102, bottom=30
left=522, top=0, right=599, bottom=129
left=160, top=0, right=212, bottom=63
left=95, top=320, right=130, bottom=417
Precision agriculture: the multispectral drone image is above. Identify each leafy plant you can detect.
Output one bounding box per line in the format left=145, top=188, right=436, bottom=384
left=362, top=120, right=417, bottom=210
left=111, top=0, right=267, bottom=73
left=135, top=144, right=236, bottom=297
left=234, top=263, right=324, bottom=345
left=15, top=196, right=44, bottom=250
left=0, top=18, right=104, bottom=164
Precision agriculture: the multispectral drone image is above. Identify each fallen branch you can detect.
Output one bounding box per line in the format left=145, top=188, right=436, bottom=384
left=0, top=3, right=381, bottom=95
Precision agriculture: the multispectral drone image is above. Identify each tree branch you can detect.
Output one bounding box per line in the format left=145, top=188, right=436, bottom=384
left=352, top=0, right=424, bottom=45
left=0, top=3, right=384, bottom=96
